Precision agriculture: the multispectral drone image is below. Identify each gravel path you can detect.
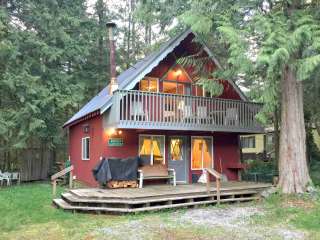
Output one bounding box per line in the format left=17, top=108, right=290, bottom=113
left=96, top=206, right=306, bottom=240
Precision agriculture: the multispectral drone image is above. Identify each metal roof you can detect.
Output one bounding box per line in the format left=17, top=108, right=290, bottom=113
left=63, top=29, right=247, bottom=127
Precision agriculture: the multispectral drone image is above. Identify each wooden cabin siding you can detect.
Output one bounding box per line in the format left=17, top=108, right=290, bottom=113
left=70, top=127, right=241, bottom=187
left=69, top=116, right=103, bottom=186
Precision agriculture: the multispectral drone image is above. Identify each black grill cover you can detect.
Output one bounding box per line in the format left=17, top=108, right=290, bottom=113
left=92, top=157, right=139, bottom=185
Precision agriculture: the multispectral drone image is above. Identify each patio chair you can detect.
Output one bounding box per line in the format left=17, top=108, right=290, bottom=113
left=182, top=105, right=194, bottom=123
left=225, top=108, right=238, bottom=126
left=197, top=106, right=208, bottom=124
left=0, top=171, right=11, bottom=186
left=11, top=172, right=21, bottom=185
left=130, top=101, right=148, bottom=121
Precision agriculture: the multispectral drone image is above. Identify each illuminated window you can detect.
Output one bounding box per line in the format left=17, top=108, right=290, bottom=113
left=139, top=77, right=158, bottom=92
left=139, top=135, right=165, bottom=165
left=191, top=137, right=213, bottom=170
left=163, top=81, right=177, bottom=94
left=170, top=138, right=183, bottom=161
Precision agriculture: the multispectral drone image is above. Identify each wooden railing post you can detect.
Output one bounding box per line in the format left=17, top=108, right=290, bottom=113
left=205, top=168, right=222, bottom=204
left=51, top=165, right=74, bottom=197
left=52, top=180, right=57, bottom=196
left=216, top=177, right=221, bottom=204
left=69, top=170, right=73, bottom=189
left=206, top=170, right=210, bottom=194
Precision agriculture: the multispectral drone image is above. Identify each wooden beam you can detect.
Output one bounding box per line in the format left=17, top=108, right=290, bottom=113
left=51, top=165, right=74, bottom=181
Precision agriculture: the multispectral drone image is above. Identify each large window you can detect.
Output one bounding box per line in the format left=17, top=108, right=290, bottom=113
left=139, top=135, right=165, bottom=165
left=139, top=77, right=158, bottom=92
left=191, top=137, right=213, bottom=170
left=82, top=137, right=90, bottom=160
left=163, top=81, right=189, bottom=95
left=170, top=138, right=183, bottom=161
left=241, top=136, right=256, bottom=148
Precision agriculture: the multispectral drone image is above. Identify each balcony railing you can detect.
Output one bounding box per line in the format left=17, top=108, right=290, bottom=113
left=106, top=90, right=263, bottom=132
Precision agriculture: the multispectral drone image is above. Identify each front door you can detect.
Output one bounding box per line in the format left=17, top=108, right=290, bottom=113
left=168, top=136, right=188, bottom=183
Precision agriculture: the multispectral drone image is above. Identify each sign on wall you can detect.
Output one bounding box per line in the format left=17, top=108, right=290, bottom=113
left=108, top=138, right=124, bottom=147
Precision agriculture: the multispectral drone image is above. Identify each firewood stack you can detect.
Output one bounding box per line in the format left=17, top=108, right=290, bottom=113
left=107, top=180, right=138, bottom=189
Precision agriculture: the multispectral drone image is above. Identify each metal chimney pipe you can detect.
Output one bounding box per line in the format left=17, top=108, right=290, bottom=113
left=106, top=22, right=118, bottom=95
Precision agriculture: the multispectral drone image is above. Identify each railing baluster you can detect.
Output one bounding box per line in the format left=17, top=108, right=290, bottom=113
left=113, top=90, right=262, bottom=132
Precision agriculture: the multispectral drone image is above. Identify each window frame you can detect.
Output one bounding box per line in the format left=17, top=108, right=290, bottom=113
left=240, top=136, right=256, bottom=149
left=191, top=136, right=214, bottom=170
left=169, top=137, right=184, bottom=161
left=138, top=134, right=166, bottom=165
left=139, top=77, right=159, bottom=92
left=81, top=137, right=90, bottom=160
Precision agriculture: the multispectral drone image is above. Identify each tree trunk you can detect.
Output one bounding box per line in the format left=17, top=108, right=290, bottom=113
left=278, top=65, right=311, bottom=193
left=315, top=121, right=320, bottom=137
left=274, top=106, right=280, bottom=163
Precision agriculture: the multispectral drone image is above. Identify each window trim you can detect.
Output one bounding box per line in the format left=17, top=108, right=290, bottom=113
left=139, top=77, right=159, bottom=92
left=81, top=137, right=90, bottom=160
left=240, top=136, right=256, bottom=149
left=169, top=137, right=184, bottom=161
left=191, top=136, right=214, bottom=170
left=138, top=134, right=166, bottom=165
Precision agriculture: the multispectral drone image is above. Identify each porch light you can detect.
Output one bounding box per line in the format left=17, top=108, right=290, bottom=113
left=107, top=128, right=116, bottom=136
left=175, top=69, right=182, bottom=76
left=118, top=130, right=122, bottom=135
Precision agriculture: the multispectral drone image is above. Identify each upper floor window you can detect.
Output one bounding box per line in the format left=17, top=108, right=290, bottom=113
left=139, top=77, right=158, bottom=92
left=82, top=137, right=90, bottom=160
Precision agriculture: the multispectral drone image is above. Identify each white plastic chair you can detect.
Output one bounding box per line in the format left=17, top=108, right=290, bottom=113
left=197, top=106, right=207, bottom=119
left=225, top=108, right=238, bottom=125
left=11, top=172, right=20, bottom=185
left=130, top=101, right=148, bottom=120
left=0, top=172, right=11, bottom=186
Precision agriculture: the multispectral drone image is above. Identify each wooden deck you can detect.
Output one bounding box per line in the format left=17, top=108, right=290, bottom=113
left=53, top=181, right=271, bottom=214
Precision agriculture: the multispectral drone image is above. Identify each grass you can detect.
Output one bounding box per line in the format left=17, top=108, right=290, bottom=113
left=1, top=182, right=320, bottom=240
left=251, top=190, right=320, bottom=239
left=0, top=183, right=125, bottom=239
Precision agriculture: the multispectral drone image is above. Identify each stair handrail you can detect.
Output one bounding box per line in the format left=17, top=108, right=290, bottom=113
left=51, top=165, right=74, bottom=196
left=204, top=168, right=222, bottom=204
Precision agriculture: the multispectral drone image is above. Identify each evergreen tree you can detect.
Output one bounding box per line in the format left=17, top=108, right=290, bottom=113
left=180, top=0, right=320, bottom=193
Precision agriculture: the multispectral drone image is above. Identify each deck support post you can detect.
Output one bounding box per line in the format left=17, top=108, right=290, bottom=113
left=52, top=180, right=57, bottom=196
left=216, top=178, right=221, bottom=204
left=69, top=171, right=73, bottom=189
left=205, top=168, right=222, bottom=204
left=205, top=170, right=210, bottom=194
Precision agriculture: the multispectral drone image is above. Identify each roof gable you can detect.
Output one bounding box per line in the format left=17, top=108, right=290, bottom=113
left=64, top=29, right=247, bottom=128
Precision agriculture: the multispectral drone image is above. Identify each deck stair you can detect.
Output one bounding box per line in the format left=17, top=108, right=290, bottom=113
left=53, top=182, right=271, bottom=214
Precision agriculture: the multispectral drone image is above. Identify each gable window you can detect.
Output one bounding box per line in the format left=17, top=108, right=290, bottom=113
left=82, top=137, right=90, bottom=160
left=139, top=77, right=158, bottom=92
left=241, top=136, right=256, bottom=148
left=139, top=135, right=165, bottom=165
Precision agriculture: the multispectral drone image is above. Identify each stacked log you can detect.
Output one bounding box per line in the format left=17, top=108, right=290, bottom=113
left=107, top=180, right=138, bottom=189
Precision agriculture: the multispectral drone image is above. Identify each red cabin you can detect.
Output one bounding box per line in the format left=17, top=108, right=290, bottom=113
left=63, top=29, right=262, bottom=187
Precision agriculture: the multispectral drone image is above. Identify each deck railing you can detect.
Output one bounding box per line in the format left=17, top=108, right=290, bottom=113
left=51, top=165, right=74, bottom=196
left=109, top=90, right=262, bottom=132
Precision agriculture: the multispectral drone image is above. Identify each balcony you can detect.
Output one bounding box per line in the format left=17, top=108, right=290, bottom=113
left=105, top=90, right=263, bottom=133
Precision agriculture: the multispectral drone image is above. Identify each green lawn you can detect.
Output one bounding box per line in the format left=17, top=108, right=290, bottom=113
left=0, top=183, right=319, bottom=240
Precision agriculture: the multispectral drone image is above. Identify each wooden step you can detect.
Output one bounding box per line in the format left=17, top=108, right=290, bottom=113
left=62, top=189, right=259, bottom=205
left=53, top=195, right=260, bottom=214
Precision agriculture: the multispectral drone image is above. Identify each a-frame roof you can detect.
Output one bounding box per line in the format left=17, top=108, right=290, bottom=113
left=64, top=29, right=247, bottom=128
